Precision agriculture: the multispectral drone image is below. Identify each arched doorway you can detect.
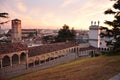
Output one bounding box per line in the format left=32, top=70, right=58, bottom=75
left=28, top=59, right=34, bottom=67
left=40, top=60, right=45, bottom=64
left=89, top=51, right=94, bottom=57
left=2, top=55, right=10, bottom=67
left=74, top=48, right=76, bottom=53
left=40, top=56, right=45, bottom=64
left=20, top=53, right=26, bottom=64
left=12, top=54, right=19, bottom=65
left=35, top=57, right=39, bottom=65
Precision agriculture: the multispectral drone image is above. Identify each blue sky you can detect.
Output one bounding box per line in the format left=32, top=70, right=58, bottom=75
left=0, top=0, right=114, bottom=29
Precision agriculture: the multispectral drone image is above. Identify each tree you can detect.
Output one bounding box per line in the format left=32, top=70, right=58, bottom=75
left=55, top=24, right=76, bottom=42
left=42, top=35, right=55, bottom=44
left=0, top=12, right=9, bottom=25
left=101, top=0, right=120, bottom=52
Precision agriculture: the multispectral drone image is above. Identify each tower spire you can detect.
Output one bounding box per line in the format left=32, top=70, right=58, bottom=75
left=91, top=21, right=93, bottom=25
left=98, top=21, right=100, bottom=26
left=94, top=21, right=96, bottom=25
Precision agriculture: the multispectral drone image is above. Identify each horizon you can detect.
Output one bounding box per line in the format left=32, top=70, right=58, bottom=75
left=0, top=0, right=114, bottom=30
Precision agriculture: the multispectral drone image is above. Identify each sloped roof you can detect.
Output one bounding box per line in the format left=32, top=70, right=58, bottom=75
left=28, top=42, right=77, bottom=57
left=12, top=19, right=21, bottom=21
left=0, top=43, right=28, bottom=54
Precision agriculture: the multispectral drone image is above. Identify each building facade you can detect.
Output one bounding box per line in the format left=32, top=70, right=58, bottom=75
left=11, top=19, right=22, bottom=42
left=89, top=21, right=110, bottom=51
left=0, top=42, right=98, bottom=78
left=0, top=19, right=99, bottom=79
left=89, top=21, right=101, bottom=48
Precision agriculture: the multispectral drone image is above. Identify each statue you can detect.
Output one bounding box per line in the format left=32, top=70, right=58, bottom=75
left=98, top=21, right=100, bottom=26
left=91, top=21, right=93, bottom=25
left=94, top=21, right=96, bottom=25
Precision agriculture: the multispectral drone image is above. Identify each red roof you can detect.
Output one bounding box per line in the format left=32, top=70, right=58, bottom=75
left=28, top=42, right=78, bottom=57
left=0, top=43, right=28, bottom=54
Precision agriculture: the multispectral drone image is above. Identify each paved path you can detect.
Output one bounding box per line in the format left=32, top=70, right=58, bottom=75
left=109, top=73, right=120, bottom=80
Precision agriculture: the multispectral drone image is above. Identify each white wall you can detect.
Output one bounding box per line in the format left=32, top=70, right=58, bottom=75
left=89, top=25, right=100, bottom=48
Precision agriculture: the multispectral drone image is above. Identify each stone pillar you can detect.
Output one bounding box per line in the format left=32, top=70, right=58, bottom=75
left=33, top=61, right=35, bottom=67
left=93, top=50, right=95, bottom=57
left=10, top=57, right=12, bottom=66
left=18, top=55, right=20, bottom=64
left=26, top=54, right=28, bottom=69
left=39, top=59, right=41, bottom=66
left=0, top=60, right=2, bottom=68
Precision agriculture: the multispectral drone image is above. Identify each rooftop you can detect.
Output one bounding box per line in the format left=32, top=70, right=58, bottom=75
left=28, top=41, right=77, bottom=57
left=0, top=43, right=28, bottom=54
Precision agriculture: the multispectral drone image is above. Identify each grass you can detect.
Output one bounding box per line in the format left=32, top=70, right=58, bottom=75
left=10, top=55, right=120, bottom=80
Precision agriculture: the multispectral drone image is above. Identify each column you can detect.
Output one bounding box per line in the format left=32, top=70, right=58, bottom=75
left=33, top=61, right=35, bottom=67
left=18, top=55, right=20, bottom=64
left=39, top=59, right=41, bottom=66
left=0, top=60, right=2, bottom=69
left=93, top=50, right=95, bottom=57
left=10, top=57, right=12, bottom=66
left=26, top=54, right=28, bottom=69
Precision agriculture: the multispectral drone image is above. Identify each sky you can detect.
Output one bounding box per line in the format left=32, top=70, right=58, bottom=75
left=0, top=0, right=115, bottom=30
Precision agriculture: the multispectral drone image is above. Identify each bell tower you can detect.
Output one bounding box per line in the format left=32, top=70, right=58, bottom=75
left=89, top=21, right=100, bottom=48
left=11, top=19, right=22, bottom=42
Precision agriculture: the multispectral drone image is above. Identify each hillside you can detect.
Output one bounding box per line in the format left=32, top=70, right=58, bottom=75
left=10, top=55, right=120, bottom=80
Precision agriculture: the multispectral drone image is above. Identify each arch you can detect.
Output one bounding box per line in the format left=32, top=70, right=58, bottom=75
left=20, top=52, right=26, bottom=64
left=49, top=53, right=54, bottom=60
left=28, top=59, right=34, bottom=67
left=54, top=52, right=59, bottom=59
left=69, top=49, right=72, bottom=53
left=35, top=57, right=39, bottom=65
left=102, top=48, right=103, bottom=51
left=89, top=51, right=94, bottom=57
left=104, top=48, right=106, bottom=51
left=62, top=50, right=65, bottom=53
left=2, top=55, right=10, bottom=67
left=72, top=48, right=74, bottom=53
left=74, top=48, right=76, bottom=52
left=46, top=54, right=51, bottom=62
left=12, top=54, right=19, bottom=65
left=40, top=56, right=45, bottom=64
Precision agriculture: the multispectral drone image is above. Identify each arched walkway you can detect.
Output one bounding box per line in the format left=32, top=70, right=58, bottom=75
left=28, top=59, right=34, bottom=67
left=12, top=54, right=19, bottom=65
left=40, top=56, right=45, bottom=64
left=20, top=53, right=26, bottom=64
left=35, top=57, right=39, bottom=65
left=89, top=51, right=94, bottom=57
left=40, top=60, right=45, bottom=64
left=2, top=55, right=10, bottom=67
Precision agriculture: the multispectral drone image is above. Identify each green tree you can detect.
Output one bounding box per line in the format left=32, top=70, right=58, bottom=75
left=0, top=12, right=9, bottom=25
left=55, top=24, right=76, bottom=42
left=101, top=0, right=120, bottom=52
left=42, top=35, right=55, bottom=44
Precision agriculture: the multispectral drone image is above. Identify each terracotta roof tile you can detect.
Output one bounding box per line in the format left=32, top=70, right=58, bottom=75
left=28, top=42, right=77, bottom=57
left=0, top=43, right=28, bottom=54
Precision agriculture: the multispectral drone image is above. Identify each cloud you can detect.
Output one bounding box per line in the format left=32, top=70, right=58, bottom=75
left=0, top=0, right=115, bottom=29
left=61, top=0, right=79, bottom=8
left=17, top=2, right=26, bottom=12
